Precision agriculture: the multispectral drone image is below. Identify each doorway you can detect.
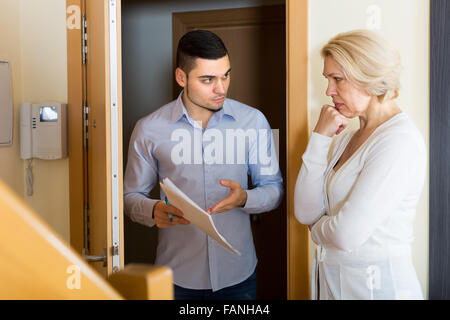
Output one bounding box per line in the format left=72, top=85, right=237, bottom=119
left=122, top=0, right=286, bottom=299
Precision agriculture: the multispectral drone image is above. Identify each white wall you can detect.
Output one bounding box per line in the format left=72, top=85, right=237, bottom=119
left=0, top=0, right=69, bottom=241
left=0, top=0, right=24, bottom=197
left=20, top=0, right=70, bottom=242
left=308, top=0, right=430, bottom=298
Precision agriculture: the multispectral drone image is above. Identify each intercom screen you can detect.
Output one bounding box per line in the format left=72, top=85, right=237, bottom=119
left=40, top=106, right=58, bottom=122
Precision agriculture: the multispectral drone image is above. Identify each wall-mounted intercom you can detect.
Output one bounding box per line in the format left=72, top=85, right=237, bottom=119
left=20, top=102, right=68, bottom=160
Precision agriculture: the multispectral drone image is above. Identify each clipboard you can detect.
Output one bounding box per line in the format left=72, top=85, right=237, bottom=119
left=159, top=178, right=241, bottom=256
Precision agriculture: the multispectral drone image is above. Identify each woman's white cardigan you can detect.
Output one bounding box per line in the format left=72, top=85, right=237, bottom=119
left=294, top=113, right=426, bottom=300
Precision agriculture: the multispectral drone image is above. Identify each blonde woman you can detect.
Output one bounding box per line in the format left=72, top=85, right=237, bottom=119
left=294, top=30, right=426, bottom=300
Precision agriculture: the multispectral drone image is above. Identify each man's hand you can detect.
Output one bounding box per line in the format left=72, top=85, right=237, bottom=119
left=206, top=179, right=247, bottom=215
left=153, top=200, right=190, bottom=228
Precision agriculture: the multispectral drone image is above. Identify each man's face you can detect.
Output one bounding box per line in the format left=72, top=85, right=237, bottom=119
left=178, top=55, right=231, bottom=112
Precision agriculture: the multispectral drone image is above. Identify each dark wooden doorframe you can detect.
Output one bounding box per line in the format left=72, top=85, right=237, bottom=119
left=173, top=5, right=287, bottom=300
left=429, top=0, right=450, bottom=300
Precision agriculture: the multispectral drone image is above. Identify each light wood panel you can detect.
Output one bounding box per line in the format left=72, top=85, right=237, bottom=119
left=0, top=178, right=172, bottom=299
left=287, top=0, right=310, bottom=300
left=109, top=264, right=173, bottom=300
left=0, top=179, right=122, bottom=299
left=67, top=0, right=84, bottom=254
left=67, top=0, right=124, bottom=276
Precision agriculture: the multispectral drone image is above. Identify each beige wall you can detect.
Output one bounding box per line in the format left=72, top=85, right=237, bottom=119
left=0, top=0, right=24, bottom=196
left=307, top=0, right=430, bottom=298
left=0, top=0, right=69, bottom=241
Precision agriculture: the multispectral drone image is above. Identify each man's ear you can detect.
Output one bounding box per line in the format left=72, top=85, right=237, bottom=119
left=175, top=68, right=187, bottom=88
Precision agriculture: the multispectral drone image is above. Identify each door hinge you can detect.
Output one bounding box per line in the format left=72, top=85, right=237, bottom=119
left=83, top=203, right=90, bottom=250
left=82, top=14, right=88, bottom=65
left=83, top=104, right=89, bottom=152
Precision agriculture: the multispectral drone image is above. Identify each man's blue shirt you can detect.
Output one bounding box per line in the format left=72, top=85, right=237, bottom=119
left=124, top=92, right=283, bottom=291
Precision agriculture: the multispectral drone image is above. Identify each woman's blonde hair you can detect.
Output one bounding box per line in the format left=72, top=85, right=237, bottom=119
left=321, top=29, right=401, bottom=102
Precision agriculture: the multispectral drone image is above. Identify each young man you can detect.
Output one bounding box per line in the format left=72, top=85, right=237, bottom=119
left=124, top=30, right=283, bottom=300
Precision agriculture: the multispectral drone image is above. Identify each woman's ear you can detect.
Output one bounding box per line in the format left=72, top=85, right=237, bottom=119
left=175, top=68, right=187, bottom=88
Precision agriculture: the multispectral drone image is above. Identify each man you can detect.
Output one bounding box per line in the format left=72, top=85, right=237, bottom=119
left=124, top=30, right=283, bottom=300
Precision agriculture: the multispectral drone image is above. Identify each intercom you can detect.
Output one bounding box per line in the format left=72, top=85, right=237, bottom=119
left=20, top=102, right=68, bottom=160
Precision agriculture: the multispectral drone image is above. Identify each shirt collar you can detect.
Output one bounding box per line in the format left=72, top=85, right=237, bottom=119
left=222, top=99, right=237, bottom=121
left=170, top=90, right=237, bottom=124
left=170, top=91, right=187, bottom=123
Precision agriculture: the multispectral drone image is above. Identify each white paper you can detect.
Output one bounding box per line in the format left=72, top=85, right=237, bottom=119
left=159, top=178, right=241, bottom=256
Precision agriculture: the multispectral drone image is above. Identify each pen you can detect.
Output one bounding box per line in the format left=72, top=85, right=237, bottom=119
left=165, top=196, right=173, bottom=223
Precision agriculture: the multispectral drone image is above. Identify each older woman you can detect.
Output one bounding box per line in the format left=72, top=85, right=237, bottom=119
left=294, top=30, right=426, bottom=300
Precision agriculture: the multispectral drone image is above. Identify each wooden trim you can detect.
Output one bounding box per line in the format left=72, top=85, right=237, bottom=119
left=116, top=0, right=125, bottom=273
left=429, top=0, right=450, bottom=300
left=67, top=0, right=84, bottom=254
left=286, top=0, right=310, bottom=300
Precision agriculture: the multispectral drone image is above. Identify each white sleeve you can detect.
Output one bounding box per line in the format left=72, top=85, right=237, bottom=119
left=310, top=133, right=425, bottom=252
left=294, top=132, right=333, bottom=225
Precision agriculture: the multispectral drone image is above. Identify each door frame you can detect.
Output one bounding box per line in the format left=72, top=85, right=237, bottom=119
left=173, top=4, right=287, bottom=300
left=172, top=1, right=311, bottom=300
left=286, top=0, right=310, bottom=300
left=67, top=0, right=309, bottom=297
left=173, top=0, right=311, bottom=300
left=66, top=0, right=124, bottom=275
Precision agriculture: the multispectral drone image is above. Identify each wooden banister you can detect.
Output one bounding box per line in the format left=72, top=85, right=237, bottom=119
left=109, top=264, right=174, bottom=300
left=0, top=179, right=172, bottom=300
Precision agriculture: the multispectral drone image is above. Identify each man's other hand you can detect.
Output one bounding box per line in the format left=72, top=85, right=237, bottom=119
left=206, top=179, right=247, bottom=214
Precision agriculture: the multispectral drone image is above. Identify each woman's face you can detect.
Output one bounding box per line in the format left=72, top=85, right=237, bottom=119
left=323, top=55, right=372, bottom=118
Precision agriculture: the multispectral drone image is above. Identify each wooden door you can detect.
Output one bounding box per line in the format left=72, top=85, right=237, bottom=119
left=67, top=0, right=124, bottom=278
left=173, top=5, right=287, bottom=299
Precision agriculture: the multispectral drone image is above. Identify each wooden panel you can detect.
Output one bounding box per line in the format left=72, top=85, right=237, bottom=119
left=66, top=0, right=125, bottom=277
left=286, top=0, right=310, bottom=300
left=0, top=179, right=122, bottom=299
left=66, top=0, right=84, bottom=254
left=0, top=178, right=170, bottom=300
left=429, top=0, right=450, bottom=300
left=86, top=0, right=111, bottom=277
left=109, top=264, right=173, bottom=300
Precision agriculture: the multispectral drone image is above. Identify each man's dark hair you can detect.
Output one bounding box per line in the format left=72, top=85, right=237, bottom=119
left=176, top=30, right=228, bottom=75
